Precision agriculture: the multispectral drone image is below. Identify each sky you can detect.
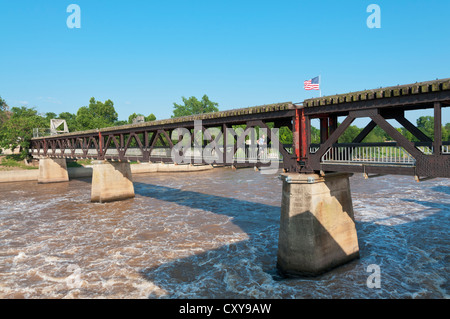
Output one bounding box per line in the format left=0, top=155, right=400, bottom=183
left=0, top=0, right=449, bottom=126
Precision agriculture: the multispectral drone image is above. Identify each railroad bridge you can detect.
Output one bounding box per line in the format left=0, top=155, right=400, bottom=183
left=30, top=78, right=450, bottom=276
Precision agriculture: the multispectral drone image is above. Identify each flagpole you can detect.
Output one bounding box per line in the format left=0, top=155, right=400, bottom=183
left=319, top=74, right=322, bottom=97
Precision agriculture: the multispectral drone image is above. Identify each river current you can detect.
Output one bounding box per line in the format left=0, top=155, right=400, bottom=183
left=0, top=167, right=448, bottom=299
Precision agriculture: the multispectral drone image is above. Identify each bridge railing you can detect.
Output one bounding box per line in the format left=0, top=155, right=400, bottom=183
left=32, top=128, right=52, bottom=138
left=320, top=144, right=416, bottom=165
left=311, top=141, right=450, bottom=166
left=31, top=144, right=291, bottom=163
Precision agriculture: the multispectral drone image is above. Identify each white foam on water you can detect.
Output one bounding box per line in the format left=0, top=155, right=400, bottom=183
left=0, top=170, right=448, bottom=298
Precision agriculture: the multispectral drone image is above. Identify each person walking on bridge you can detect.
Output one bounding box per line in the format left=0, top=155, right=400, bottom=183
left=258, top=134, right=266, bottom=158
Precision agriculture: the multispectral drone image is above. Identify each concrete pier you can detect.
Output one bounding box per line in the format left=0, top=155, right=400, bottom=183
left=91, top=160, right=135, bottom=203
left=38, top=158, right=69, bottom=184
left=277, top=173, right=360, bottom=276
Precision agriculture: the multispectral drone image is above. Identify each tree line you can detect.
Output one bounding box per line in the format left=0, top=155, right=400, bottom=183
left=0, top=94, right=218, bottom=158
left=0, top=96, right=157, bottom=158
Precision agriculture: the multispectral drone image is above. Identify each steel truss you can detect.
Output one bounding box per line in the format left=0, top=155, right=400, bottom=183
left=31, top=79, right=450, bottom=178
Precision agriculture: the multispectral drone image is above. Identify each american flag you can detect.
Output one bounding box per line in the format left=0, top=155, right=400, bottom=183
left=304, top=76, right=320, bottom=90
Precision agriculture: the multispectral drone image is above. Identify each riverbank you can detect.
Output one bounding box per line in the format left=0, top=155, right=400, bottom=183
left=0, top=162, right=214, bottom=183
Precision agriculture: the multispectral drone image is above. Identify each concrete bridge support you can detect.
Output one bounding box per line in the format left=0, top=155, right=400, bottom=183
left=91, top=160, right=135, bottom=203
left=38, top=158, right=69, bottom=184
left=277, top=173, right=359, bottom=276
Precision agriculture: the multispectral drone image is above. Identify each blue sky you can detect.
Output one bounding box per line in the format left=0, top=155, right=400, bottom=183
left=0, top=0, right=449, bottom=125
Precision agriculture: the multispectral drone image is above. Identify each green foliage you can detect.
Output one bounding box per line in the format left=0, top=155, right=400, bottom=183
left=442, top=123, right=449, bottom=142
left=416, top=116, right=435, bottom=140
left=0, top=106, right=47, bottom=159
left=0, top=96, right=160, bottom=159
left=279, top=127, right=292, bottom=144
left=67, top=159, right=92, bottom=167
left=364, top=126, right=390, bottom=142
left=400, top=127, right=416, bottom=142
left=0, top=96, right=8, bottom=112
left=114, top=120, right=128, bottom=126
left=0, top=155, right=38, bottom=170
left=310, top=126, right=320, bottom=144
left=45, top=112, right=57, bottom=121
left=338, top=125, right=361, bottom=143
left=128, top=113, right=157, bottom=124
left=172, top=95, right=219, bottom=118
left=75, top=97, right=118, bottom=130
left=58, top=112, right=79, bottom=132
left=0, top=96, right=10, bottom=141
left=128, top=113, right=143, bottom=124
left=145, top=113, right=156, bottom=122
left=335, top=116, right=450, bottom=143
left=398, top=116, right=449, bottom=142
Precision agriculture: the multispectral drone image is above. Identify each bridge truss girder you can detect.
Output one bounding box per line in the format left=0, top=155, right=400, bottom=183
left=296, top=88, right=450, bottom=179
left=30, top=110, right=299, bottom=171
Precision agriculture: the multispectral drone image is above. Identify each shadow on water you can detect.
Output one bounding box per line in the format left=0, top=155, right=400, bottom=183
left=132, top=180, right=449, bottom=299
left=133, top=182, right=280, bottom=238
left=133, top=181, right=284, bottom=298
left=431, top=185, right=450, bottom=196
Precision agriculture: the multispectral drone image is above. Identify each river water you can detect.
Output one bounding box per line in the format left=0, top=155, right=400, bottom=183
left=0, top=167, right=448, bottom=299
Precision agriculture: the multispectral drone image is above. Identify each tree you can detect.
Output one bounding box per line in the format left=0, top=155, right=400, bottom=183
left=45, top=112, right=57, bottom=121
left=0, top=96, right=8, bottom=112
left=416, top=116, right=434, bottom=140
left=0, top=96, right=10, bottom=128
left=338, top=125, right=362, bottom=143
left=400, top=127, right=417, bottom=142
left=0, top=96, right=10, bottom=148
left=442, top=122, right=449, bottom=142
left=414, top=116, right=448, bottom=141
left=114, top=120, right=128, bottom=126
left=128, top=113, right=156, bottom=124
left=364, top=125, right=390, bottom=142
left=0, top=106, right=47, bottom=158
left=128, top=113, right=143, bottom=124
left=172, top=95, right=219, bottom=118
left=58, top=112, right=79, bottom=132
left=76, top=97, right=118, bottom=130
left=145, top=113, right=156, bottom=122
left=310, top=126, right=320, bottom=144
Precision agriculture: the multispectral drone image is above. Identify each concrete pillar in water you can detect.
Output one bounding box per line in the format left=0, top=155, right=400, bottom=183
left=91, top=160, right=135, bottom=203
left=277, top=173, right=360, bottom=276
left=38, top=158, right=69, bottom=184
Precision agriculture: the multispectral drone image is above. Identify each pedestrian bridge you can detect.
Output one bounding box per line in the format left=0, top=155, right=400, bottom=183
left=29, top=78, right=450, bottom=277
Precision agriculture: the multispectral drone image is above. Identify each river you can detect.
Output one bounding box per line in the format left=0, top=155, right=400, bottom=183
left=0, top=167, right=448, bottom=298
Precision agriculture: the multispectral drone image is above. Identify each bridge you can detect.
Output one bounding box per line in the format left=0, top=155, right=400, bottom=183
left=31, top=78, right=450, bottom=178
left=29, top=78, right=450, bottom=277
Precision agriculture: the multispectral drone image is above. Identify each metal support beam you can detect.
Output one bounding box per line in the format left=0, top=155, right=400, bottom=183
left=312, top=114, right=355, bottom=161
left=320, top=117, right=329, bottom=143
left=352, top=120, right=377, bottom=143
left=395, top=115, right=432, bottom=143
left=434, top=102, right=442, bottom=155
left=370, top=113, right=423, bottom=159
